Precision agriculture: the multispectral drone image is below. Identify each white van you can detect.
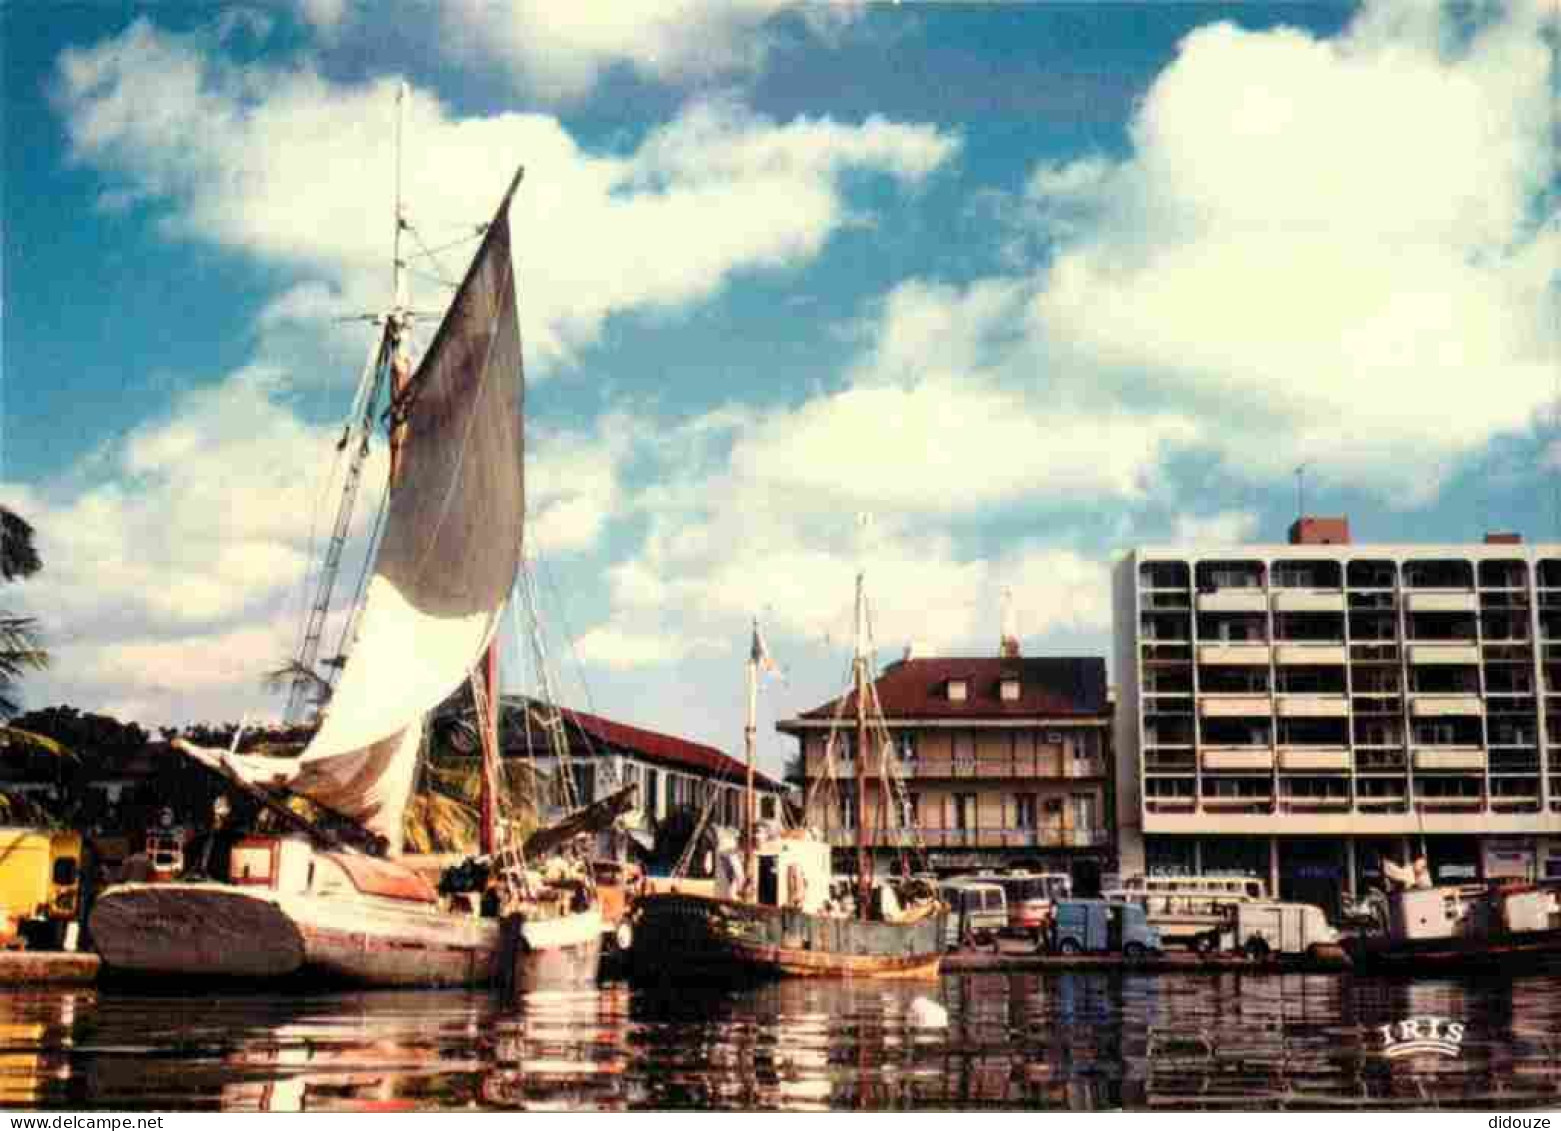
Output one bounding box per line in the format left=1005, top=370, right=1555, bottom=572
left=1210, top=900, right=1338, bottom=958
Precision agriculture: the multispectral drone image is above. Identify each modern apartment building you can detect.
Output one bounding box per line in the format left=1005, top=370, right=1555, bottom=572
left=779, top=645, right=1113, bottom=889
left=1113, top=517, right=1561, bottom=916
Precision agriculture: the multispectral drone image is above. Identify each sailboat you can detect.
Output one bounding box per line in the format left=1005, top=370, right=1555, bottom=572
left=628, top=575, right=946, bottom=981
left=90, top=98, right=612, bottom=989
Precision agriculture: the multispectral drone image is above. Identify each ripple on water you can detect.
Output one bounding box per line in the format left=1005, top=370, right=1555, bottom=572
left=3, top=971, right=1560, bottom=1111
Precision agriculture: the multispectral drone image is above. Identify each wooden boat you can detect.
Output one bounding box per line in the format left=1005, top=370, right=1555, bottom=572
left=1344, top=879, right=1561, bottom=972
left=91, top=96, right=606, bottom=991
left=631, top=577, right=946, bottom=983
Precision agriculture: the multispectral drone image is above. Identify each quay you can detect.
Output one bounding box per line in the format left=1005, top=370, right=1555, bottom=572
left=0, top=951, right=100, bottom=986
left=941, top=939, right=1351, bottom=974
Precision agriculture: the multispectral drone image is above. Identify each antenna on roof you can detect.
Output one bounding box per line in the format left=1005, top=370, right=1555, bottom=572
left=1294, top=461, right=1312, bottom=522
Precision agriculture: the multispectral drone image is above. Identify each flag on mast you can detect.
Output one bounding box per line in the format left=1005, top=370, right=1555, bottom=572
left=751, top=618, right=783, bottom=680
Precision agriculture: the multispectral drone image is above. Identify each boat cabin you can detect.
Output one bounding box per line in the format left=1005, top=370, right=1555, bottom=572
left=220, top=836, right=440, bottom=906
left=715, top=832, right=830, bottom=915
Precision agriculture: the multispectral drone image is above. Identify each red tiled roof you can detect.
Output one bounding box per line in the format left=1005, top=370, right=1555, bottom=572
left=784, top=656, right=1107, bottom=723
left=500, top=696, right=783, bottom=791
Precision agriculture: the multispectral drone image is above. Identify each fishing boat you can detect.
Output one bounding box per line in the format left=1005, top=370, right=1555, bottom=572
left=90, top=92, right=609, bottom=991
left=629, top=576, right=946, bottom=982
left=1343, top=861, right=1561, bottom=972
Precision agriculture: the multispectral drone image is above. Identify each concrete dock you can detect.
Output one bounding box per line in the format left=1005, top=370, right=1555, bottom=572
left=0, top=951, right=101, bottom=986
left=942, top=939, right=1350, bottom=974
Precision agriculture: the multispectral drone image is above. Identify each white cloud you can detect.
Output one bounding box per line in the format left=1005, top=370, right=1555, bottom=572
left=430, top=1, right=852, bottom=104
left=527, top=414, right=636, bottom=556
left=1169, top=509, right=1260, bottom=546
left=54, top=22, right=957, bottom=382
left=2, top=368, right=383, bottom=724
left=1019, top=0, right=1559, bottom=502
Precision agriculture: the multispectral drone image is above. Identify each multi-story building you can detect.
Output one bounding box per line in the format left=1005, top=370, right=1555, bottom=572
left=778, top=645, right=1113, bottom=889
left=483, top=695, right=787, bottom=844
left=1113, top=517, right=1561, bottom=916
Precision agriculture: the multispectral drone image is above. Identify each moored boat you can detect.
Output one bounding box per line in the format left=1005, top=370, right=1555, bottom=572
left=91, top=94, right=604, bottom=992
left=631, top=578, right=946, bottom=983
left=1344, top=878, right=1561, bottom=972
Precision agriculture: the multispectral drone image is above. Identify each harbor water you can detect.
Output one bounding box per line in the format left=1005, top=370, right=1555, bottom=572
left=4, top=971, right=1559, bottom=1111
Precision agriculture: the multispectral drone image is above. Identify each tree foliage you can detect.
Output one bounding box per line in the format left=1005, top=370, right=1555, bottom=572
left=0, top=505, right=47, bottom=718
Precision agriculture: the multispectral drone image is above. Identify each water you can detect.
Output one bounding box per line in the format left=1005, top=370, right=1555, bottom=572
left=4, top=972, right=1560, bottom=1111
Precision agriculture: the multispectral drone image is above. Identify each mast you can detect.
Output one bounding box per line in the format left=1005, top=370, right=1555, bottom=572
left=744, top=620, right=759, bottom=901
left=387, top=80, right=412, bottom=483
left=854, top=572, right=872, bottom=917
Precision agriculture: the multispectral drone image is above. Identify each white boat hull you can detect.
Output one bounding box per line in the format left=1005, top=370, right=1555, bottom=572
left=91, top=881, right=501, bottom=988
left=501, top=907, right=603, bottom=994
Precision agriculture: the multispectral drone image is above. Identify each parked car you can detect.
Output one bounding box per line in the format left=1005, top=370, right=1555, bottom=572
left=1197, top=900, right=1339, bottom=959
left=1049, top=898, right=1162, bottom=959
left=940, top=880, right=1007, bottom=950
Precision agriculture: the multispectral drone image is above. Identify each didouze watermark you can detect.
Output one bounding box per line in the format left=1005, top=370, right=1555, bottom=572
left=1375, top=1015, right=1466, bottom=1060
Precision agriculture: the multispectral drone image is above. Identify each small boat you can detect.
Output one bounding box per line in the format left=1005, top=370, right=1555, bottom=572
left=630, top=577, right=946, bottom=982
left=91, top=93, right=609, bottom=991
left=1344, top=873, right=1561, bottom=972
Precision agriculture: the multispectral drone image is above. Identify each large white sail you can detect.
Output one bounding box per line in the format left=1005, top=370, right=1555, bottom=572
left=183, top=174, right=526, bottom=855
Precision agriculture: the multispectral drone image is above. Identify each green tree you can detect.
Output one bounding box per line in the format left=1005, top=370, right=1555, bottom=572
left=0, top=506, right=48, bottom=719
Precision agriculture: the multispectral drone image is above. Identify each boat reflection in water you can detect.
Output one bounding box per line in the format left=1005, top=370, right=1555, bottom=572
left=6, top=971, right=1561, bottom=1110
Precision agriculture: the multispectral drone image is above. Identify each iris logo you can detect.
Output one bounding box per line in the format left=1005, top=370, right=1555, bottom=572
left=1376, top=1016, right=1466, bottom=1060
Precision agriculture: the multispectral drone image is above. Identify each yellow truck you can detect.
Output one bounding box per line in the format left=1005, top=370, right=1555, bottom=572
left=0, top=828, right=83, bottom=950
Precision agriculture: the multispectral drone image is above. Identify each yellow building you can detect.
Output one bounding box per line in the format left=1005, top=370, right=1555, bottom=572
left=778, top=644, right=1113, bottom=888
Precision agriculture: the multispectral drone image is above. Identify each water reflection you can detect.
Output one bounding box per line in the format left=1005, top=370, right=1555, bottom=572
left=2, top=972, right=1558, bottom=1111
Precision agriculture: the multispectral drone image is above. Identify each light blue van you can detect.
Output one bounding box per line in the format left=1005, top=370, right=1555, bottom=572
left=1049, top=898, right=1163, bottom=958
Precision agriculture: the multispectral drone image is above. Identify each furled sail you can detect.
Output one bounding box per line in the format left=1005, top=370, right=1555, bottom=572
left=181, top=172, right=526, bottom=855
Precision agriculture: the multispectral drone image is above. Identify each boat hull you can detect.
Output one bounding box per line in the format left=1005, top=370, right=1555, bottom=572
left=501, top=908, right=603, bottom=994
left=1345, top=926, right=1561, bottom=973
left=629, top=892, right=945, bottom=983
left=90, top=882, right=501, bottom=988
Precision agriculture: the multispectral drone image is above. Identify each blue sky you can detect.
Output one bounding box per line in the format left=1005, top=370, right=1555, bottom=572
left=3, top=0, right=1557, bottom=778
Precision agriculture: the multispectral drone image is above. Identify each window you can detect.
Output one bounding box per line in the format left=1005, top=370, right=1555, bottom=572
left=571, top=762, right=596, bottom=806
left=645, top=768, right=660, bottom=817
left=895, top=733, right=918, bottom=763
left=839, top=793, right=857, bottom=829
left=1015, top=794, right=1038, bottom=829
left=759, top=795, right=777, bottom=821
left=954, top=793, right=976, bottom=830
left=903, top=792, right=920, bottom=827
left=948, top=679, right=968, bottom=702
left=1000, top=678, right=1020, bottom=702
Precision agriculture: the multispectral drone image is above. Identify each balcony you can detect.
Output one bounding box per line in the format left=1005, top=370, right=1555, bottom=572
left=1273, top=644, right=1346, bottom=665
left=1197, top=590, right=1268, bottom=613
left=855, top=826, right=1110, bottom=849
left=1201, top=747, right=1275, bottom=771
left=1275, top=695, right=1348, bottom=718
left=1411, top=747, right=1486, bottom=771
left=1409, top=695, right=1483, bottom=717
left=1198, top=643, right=1270, bottom=665
left=1278, top=747, right=1351, bottom=771
left=1271, top=590, right=1345, bottom=613
left=1201, top=792, right=1274, bottom=809
left=1406, top=592, right=1478, bottom=613
left=1408, top=643, right=1480, bottom=665
left=1198, top=695, right=1270, bottom=718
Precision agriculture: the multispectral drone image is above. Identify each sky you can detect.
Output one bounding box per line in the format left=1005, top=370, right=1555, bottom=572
left=2, top=0, right=1557, bottom=779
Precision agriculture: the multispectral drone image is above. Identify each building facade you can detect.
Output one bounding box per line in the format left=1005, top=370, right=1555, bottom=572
left=1113, top=519, right=1561, bottom=916
left=493, top=696, right=786, bottom=843
left=779, top=650, right=1113, bottom=888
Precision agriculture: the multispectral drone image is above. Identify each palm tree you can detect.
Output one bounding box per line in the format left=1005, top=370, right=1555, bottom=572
left=0, top=506, right=46, bottom=719
left=262, top=657, right=333, bottom=715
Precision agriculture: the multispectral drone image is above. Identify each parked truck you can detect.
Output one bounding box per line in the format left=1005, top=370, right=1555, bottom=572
left=1049, top=898, right=1163, bottom=959
left=1199, top=899, right=1338, bottom=959
left=0, top=828, right=83, bottom=950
